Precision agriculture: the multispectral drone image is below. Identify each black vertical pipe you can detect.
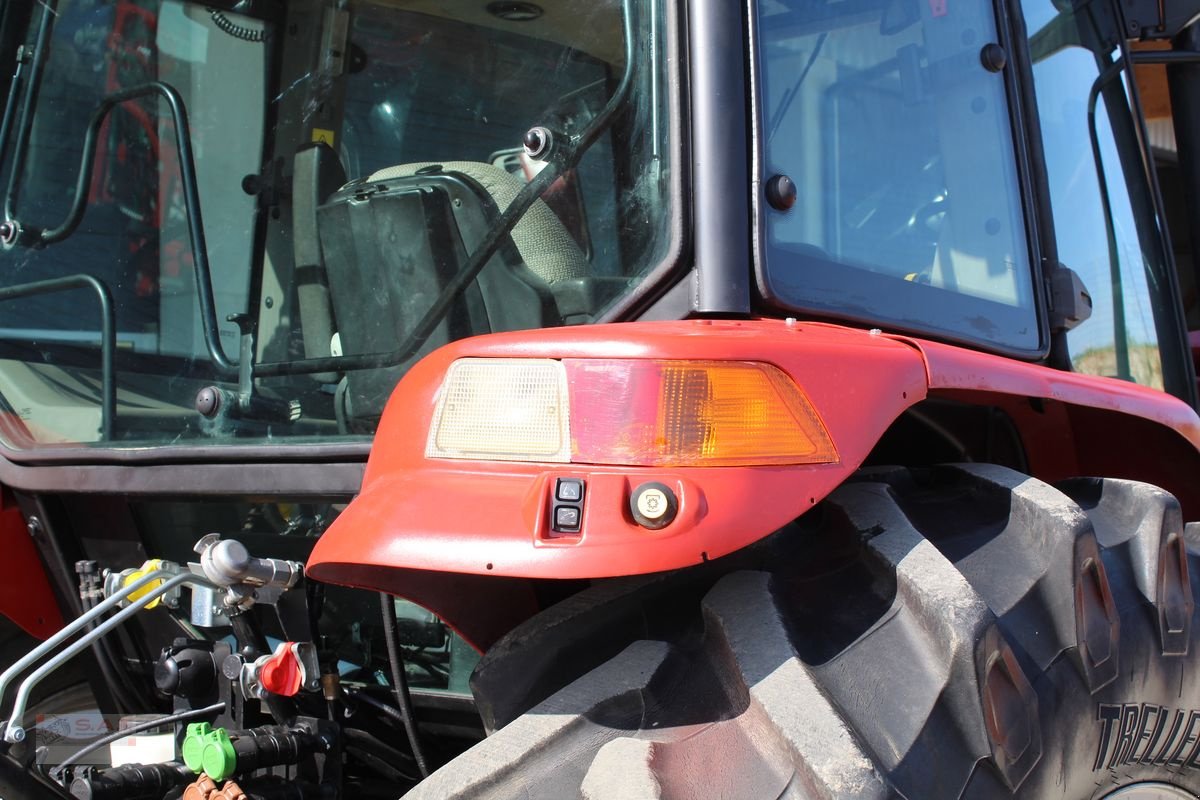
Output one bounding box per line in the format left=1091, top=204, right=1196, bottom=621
left=0, top=54, right=27, bottom=181
left=690, top=0, right=751, bottom=314
left=380, top=592, right=429, bottom=777
left=1168, top=25, right=1200, bottom=331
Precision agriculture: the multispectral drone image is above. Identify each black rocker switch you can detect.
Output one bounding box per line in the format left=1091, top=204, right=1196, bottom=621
left=552, top=478, right=586, bottom=533
left=556, top=478, right=584, bottom=502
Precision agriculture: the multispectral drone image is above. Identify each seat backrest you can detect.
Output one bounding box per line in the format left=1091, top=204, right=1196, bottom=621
left=369, top=161, right=588, bottom=285
left=315, top=162, right=576, bottom=423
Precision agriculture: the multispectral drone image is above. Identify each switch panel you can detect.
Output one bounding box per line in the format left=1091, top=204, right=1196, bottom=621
left=551, top=478, right=586, bottom=533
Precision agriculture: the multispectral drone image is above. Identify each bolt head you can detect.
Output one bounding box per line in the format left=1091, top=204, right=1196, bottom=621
left=523, top=126, right=552, bottom=159
left=195, top=386, right=222, bottom=418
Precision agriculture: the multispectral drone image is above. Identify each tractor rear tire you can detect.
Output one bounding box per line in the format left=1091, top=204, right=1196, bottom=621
left=410, top=465, right=1200, bottom=799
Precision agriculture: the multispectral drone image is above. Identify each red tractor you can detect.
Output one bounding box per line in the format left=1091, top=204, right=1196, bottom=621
left=0, top=0, right=1197, bottom=797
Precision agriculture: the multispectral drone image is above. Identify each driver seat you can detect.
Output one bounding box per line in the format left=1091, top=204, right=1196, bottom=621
left=312, top=157, right=588, bottom=421
left=367, top=160, right=588, bottom=284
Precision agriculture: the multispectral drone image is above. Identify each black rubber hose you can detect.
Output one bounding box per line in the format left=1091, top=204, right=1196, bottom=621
left=50, top=701, right=225, bottom=780
left=341, top=727, right=417, bottom=771
left=345, top=745, right=411, bottom=783
left=379, top=593, right=430, bottom=777
left=342, top=729, right=419, bottom=781
left=344, top=687, right=416, bottom=743
left=230, top=610, right=270, bottom=657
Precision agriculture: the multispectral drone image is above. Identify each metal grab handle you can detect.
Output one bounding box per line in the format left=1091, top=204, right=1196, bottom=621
left=0, top=274, right=115, bottom=439
left=2, top=81, right=237, bottom=378
left=1, top=571, right=215, bottom=743
left=35, top=82, right=235, bottom=376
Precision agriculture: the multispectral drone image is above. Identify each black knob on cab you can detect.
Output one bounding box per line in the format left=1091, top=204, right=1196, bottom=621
left=980, top=43, right=1007, bottom=72
left=523, top=126, right=553, bottom=159
left=765, top=174, right=797, bottom=211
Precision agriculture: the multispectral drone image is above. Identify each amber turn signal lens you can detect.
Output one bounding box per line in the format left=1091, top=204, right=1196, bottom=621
left=566, top=359, right=838, bottom=467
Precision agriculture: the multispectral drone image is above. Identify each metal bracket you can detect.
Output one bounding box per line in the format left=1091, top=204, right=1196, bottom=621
left=1046, top=262, right=1093, bottom=333
left=1119, top=0, right=1200, bottom=40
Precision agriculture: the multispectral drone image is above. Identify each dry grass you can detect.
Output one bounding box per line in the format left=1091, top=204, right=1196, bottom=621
left=1072, top=343, right=1164, bottom=390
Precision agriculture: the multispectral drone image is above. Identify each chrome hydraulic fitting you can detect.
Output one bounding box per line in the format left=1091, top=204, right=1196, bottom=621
left=193, top=534, right=304, bottom=611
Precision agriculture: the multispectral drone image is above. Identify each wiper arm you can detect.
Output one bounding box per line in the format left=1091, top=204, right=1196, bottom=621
left=766, top=31, right=828, bottom=143
left=254, top=0, right=639, bottom=379
left=0, top=82, right=238, bottom=378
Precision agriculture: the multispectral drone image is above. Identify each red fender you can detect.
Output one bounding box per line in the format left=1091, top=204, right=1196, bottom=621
left=307, top=320, right=927, bottom=582
left=307, top=320, right=1200, bottom=648
left=905, top=337, right=1200, bottom=515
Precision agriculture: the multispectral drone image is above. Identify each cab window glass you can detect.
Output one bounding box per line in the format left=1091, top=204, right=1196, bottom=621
left=1024, top=0, right=1176, bottom=391
left=756, top=0, right=1038, bottom=351
left=0, top=0, right=674, bottom=451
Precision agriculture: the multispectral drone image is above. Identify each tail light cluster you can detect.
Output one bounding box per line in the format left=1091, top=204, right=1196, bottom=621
left=425, top=358, right=838, bottom=468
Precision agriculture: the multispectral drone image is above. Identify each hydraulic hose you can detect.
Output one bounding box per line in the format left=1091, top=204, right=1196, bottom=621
left=341, top=727, right=418, bottom=776
left=379, top=593, right=429, bottom=777
left=345, top=745, right=412, bottom=784
left=344, top=688, right=418, bottom=747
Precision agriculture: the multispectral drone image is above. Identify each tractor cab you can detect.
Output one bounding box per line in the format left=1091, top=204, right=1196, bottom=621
left=0, top=1, right=1199, bottom=799
left=0, top=0, right=1195, bottom=448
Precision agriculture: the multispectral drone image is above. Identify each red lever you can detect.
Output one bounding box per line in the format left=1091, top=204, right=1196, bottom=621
left=259, top=642, right=303, bottom=697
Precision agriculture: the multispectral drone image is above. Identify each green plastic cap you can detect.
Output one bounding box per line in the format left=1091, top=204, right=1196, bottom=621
left=180, top=721, right=237, bottom=781
left=201, top=727, right=237, bottom=782
left=181, top=722, right=212, bottom=773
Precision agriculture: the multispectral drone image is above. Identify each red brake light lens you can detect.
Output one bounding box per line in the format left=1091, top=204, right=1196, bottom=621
left=565, top=359, right=838, bottom=466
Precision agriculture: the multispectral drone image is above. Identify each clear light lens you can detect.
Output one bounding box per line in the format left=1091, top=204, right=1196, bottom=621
left=426, top=358, right=571, bottom=462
